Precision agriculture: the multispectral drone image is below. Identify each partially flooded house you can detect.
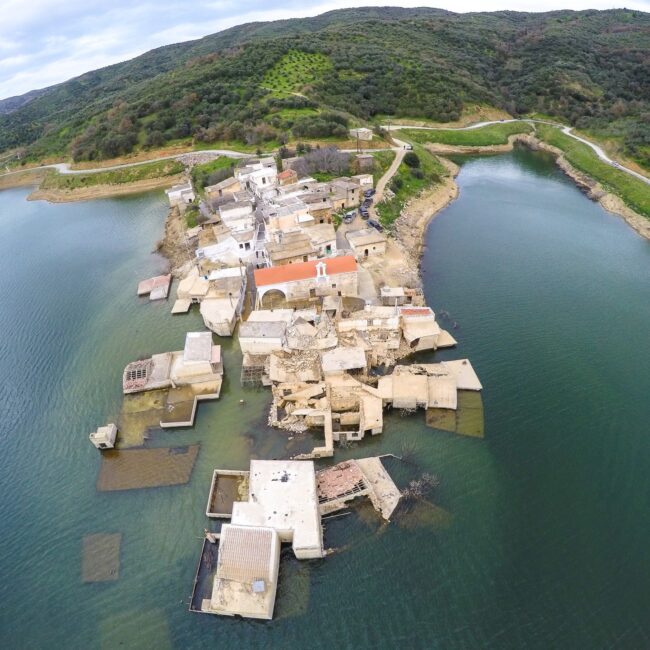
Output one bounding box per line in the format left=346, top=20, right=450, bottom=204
left=400, top=306, right=457, bottom=352
left=173, top=266, right=247, bottom=336
left=122, top=332, right=223, bottom=395
left=199, top=460, right=324, bottom=620
left=377, top=360, right=482, bottom=411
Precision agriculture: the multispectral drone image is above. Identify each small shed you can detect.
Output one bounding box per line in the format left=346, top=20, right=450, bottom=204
left=89, top=423, right=117, bottom=449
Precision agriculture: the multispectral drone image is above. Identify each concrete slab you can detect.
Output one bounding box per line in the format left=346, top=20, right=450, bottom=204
left=137, top=274, right=171, bottom=297
left=356, top=457, right=402, bottom=520
left=441, top=359, right=482, bottom=391
left=172, top=298, right=192, bottom=314
left=436, top=329, right=457, bottom=348
left=427, top=376, right=458, bottom=410
left=82, top=533, right=121, bottom=582
left=97, top=445, right=199, bottom=491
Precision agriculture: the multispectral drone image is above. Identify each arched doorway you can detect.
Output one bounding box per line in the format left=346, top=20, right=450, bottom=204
left=260, top=289, right=287, bottom=309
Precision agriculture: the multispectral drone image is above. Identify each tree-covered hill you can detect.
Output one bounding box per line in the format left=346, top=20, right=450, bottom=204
left=1, top=6, right=648, bottom=168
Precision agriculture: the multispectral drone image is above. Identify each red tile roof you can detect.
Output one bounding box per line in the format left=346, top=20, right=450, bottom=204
left=400, top=307, right=434, bottom=317
left=254, top=256, right=357, bottom=287
left=277, top=169, right=297, bottom=179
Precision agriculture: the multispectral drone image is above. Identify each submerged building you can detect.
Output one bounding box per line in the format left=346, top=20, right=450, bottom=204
left=201, top=460, right=324, bottom=620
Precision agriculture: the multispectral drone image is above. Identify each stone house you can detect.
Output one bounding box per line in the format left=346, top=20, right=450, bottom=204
left=266, top=230, right=318, bottom=266
left=165, top=182, right=195, bottom=209
left=346, top=228, right=387, bottom=258
left=205, top=177, right=241, bottom=201
left=277, top=169, right=298, bottom=186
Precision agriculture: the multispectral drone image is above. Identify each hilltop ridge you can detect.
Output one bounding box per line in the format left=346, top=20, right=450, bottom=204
left=1, top=6, right=648, bottom=169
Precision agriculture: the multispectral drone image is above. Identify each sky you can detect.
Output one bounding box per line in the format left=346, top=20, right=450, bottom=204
left=0, top=0, right=648, bottom=100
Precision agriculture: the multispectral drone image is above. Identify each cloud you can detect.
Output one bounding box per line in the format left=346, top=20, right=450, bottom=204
left=0, top=0, right=648, bottom=99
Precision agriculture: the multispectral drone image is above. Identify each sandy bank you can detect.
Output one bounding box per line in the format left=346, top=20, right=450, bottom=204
left=27, top=174, right=185, bottom=203
left=0, top=169, right=47, bottom=190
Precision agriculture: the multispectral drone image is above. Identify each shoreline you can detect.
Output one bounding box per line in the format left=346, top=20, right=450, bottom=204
left=423, top=135, right=649, bottom=242
left=383, top=134, right=649, bottom=288
left=0, top=169, right=47, bottom=191
left=159, top=205, right=194, bottom=277
left=26, top=174, right=185, bottom=203
left=391, top=158, right=460, bottom=278
left=360, top=159, right=460, bottom=289
left=518, top=135, right=650, bottom=242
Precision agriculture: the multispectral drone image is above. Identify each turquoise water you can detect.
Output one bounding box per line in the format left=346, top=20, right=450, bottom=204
left=0, top=147, right=649, bottom=649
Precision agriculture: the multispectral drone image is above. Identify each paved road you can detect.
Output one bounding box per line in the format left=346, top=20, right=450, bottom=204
left=0, top=149, right=252, bottom=178
left=4, top=118, right=645, bottom=189
left=382, top=119, right=650, bottom=186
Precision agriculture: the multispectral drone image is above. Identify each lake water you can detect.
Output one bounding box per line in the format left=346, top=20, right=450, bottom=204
left=0, top=147, right=649, bottom=649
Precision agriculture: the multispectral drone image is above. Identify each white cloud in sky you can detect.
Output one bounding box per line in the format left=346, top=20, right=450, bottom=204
left=0, top=0, right=648, bottom=99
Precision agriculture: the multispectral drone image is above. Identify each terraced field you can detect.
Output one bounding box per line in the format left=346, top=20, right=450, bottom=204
left=263, top=50, right=332, bottom=96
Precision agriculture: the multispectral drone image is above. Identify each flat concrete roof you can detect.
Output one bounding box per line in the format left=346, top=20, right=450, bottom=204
left=184, top=332, right=213, bottom=363
left=239, top=321, right=287, bottom=339
left=247, top=309, right=294, bottom=324
left=199, top=298, right=237, bottom=323
left=441, top=359, right=482, bottom=391
left=321, top=346, right=367, bottom=373
left=346, top=228, right=387, bottom=247
left=231, top=460, right=323, bottom=558
left=380, top=286, right=406, bottom=297
left=172, top=299, right=192, bottom=314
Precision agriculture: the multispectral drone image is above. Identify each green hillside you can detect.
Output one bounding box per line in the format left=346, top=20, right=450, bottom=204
left=1, top=7, right=648, bottom=168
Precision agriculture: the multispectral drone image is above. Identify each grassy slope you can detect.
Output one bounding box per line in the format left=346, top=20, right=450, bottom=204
left=190, top=157, right=237, bottom=195
left=400, top=121, right=533, bottom=146
left=1, top=8, right=648, bottom=166
left=376, top=144, right=447, bottom=227
left=39, top=160, right=184, bottom=190
left=535, top=124, right=650, bottom=219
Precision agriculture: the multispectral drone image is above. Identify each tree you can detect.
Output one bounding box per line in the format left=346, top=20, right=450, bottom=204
left=404, top=152, right=420, bottom=168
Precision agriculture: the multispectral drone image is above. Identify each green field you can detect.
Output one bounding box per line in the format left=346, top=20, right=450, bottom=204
left=399, top=121, right=533, bottom=146
left=535, top=124, right=650, bottom=219
left=263, top=50, right=332, bottom=96
left=376, top=144, right=447, bottom=227
left=190, top=157, right=237, bottom=194
left=40, top=159, right=184, bottom=190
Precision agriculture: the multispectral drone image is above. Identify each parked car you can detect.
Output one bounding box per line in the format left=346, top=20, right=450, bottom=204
left=360, top=209, right=369, bottom=220
left=343, top=214, right=354, bottom=224
left=404, top=144, right=413, bottom=150
left=368, top=219, right=383, bottom=231
left=364, top=189, right=375, bottom=198
left=363, top=198, right=373, bottom=207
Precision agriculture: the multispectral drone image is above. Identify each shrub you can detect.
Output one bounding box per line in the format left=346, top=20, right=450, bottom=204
left=404, top=152, right=421, bottom=168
